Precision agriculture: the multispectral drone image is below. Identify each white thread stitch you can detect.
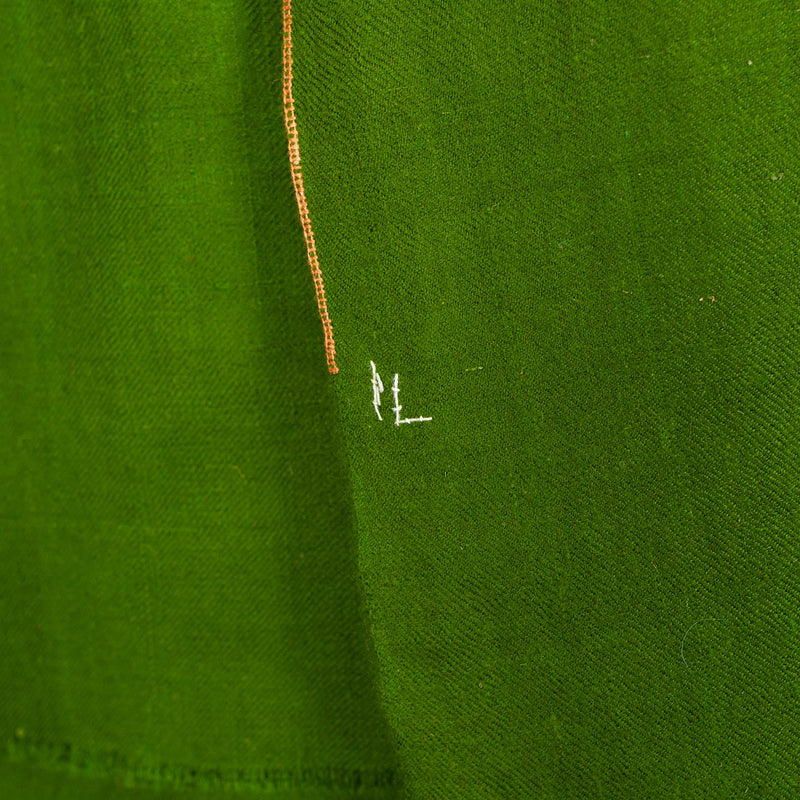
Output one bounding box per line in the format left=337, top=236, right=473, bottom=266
left=370, top=360, right=385, bottom=421
left=391, top=372, right=433, bottom=427
left=369, top=361, right=432, bottom=427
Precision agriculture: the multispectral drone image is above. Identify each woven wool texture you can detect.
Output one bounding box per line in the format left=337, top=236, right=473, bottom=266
left=293, top=2, right=800, bottom=795
left=1, top=3, right=399, bottom=798
left=3, top=1, right=800, bottom=798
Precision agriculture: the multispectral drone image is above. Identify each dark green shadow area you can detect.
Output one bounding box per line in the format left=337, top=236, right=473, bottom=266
left=0, top=2, right=400, bottom=797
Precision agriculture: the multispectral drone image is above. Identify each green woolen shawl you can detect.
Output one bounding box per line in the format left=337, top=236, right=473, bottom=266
left=2, top=2, right=799, bottom=798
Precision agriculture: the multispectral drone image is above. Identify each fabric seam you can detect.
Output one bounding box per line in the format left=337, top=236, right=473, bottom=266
left=5, top=735, right=396, bottom=794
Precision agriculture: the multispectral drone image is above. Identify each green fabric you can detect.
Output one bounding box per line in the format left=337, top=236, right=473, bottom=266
left=1, top=3, right=399, bottom=798
left=294, top=1, right=800, bottom=796
left=3, top=1, right=800, bottom=799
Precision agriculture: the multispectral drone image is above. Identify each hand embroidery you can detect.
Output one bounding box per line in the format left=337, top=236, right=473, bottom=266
left=370, top=361, right=432, bottom=426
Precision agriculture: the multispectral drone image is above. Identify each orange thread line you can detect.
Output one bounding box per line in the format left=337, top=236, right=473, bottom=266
left=282, top=0, right=339, bottom=374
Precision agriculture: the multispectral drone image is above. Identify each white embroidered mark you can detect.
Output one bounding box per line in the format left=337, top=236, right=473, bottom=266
left=370, top=362, right=432, bottom=426
left=391, top=373, right=433, bottom=426
left=370, top=360, right=384, bottom=421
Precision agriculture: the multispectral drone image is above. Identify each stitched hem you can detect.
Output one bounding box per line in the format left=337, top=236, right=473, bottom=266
left=6, top=735, right=396, bottom=794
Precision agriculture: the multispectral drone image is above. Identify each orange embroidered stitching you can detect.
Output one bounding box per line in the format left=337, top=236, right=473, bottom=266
left=282, top=0, right=339, bottom=374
